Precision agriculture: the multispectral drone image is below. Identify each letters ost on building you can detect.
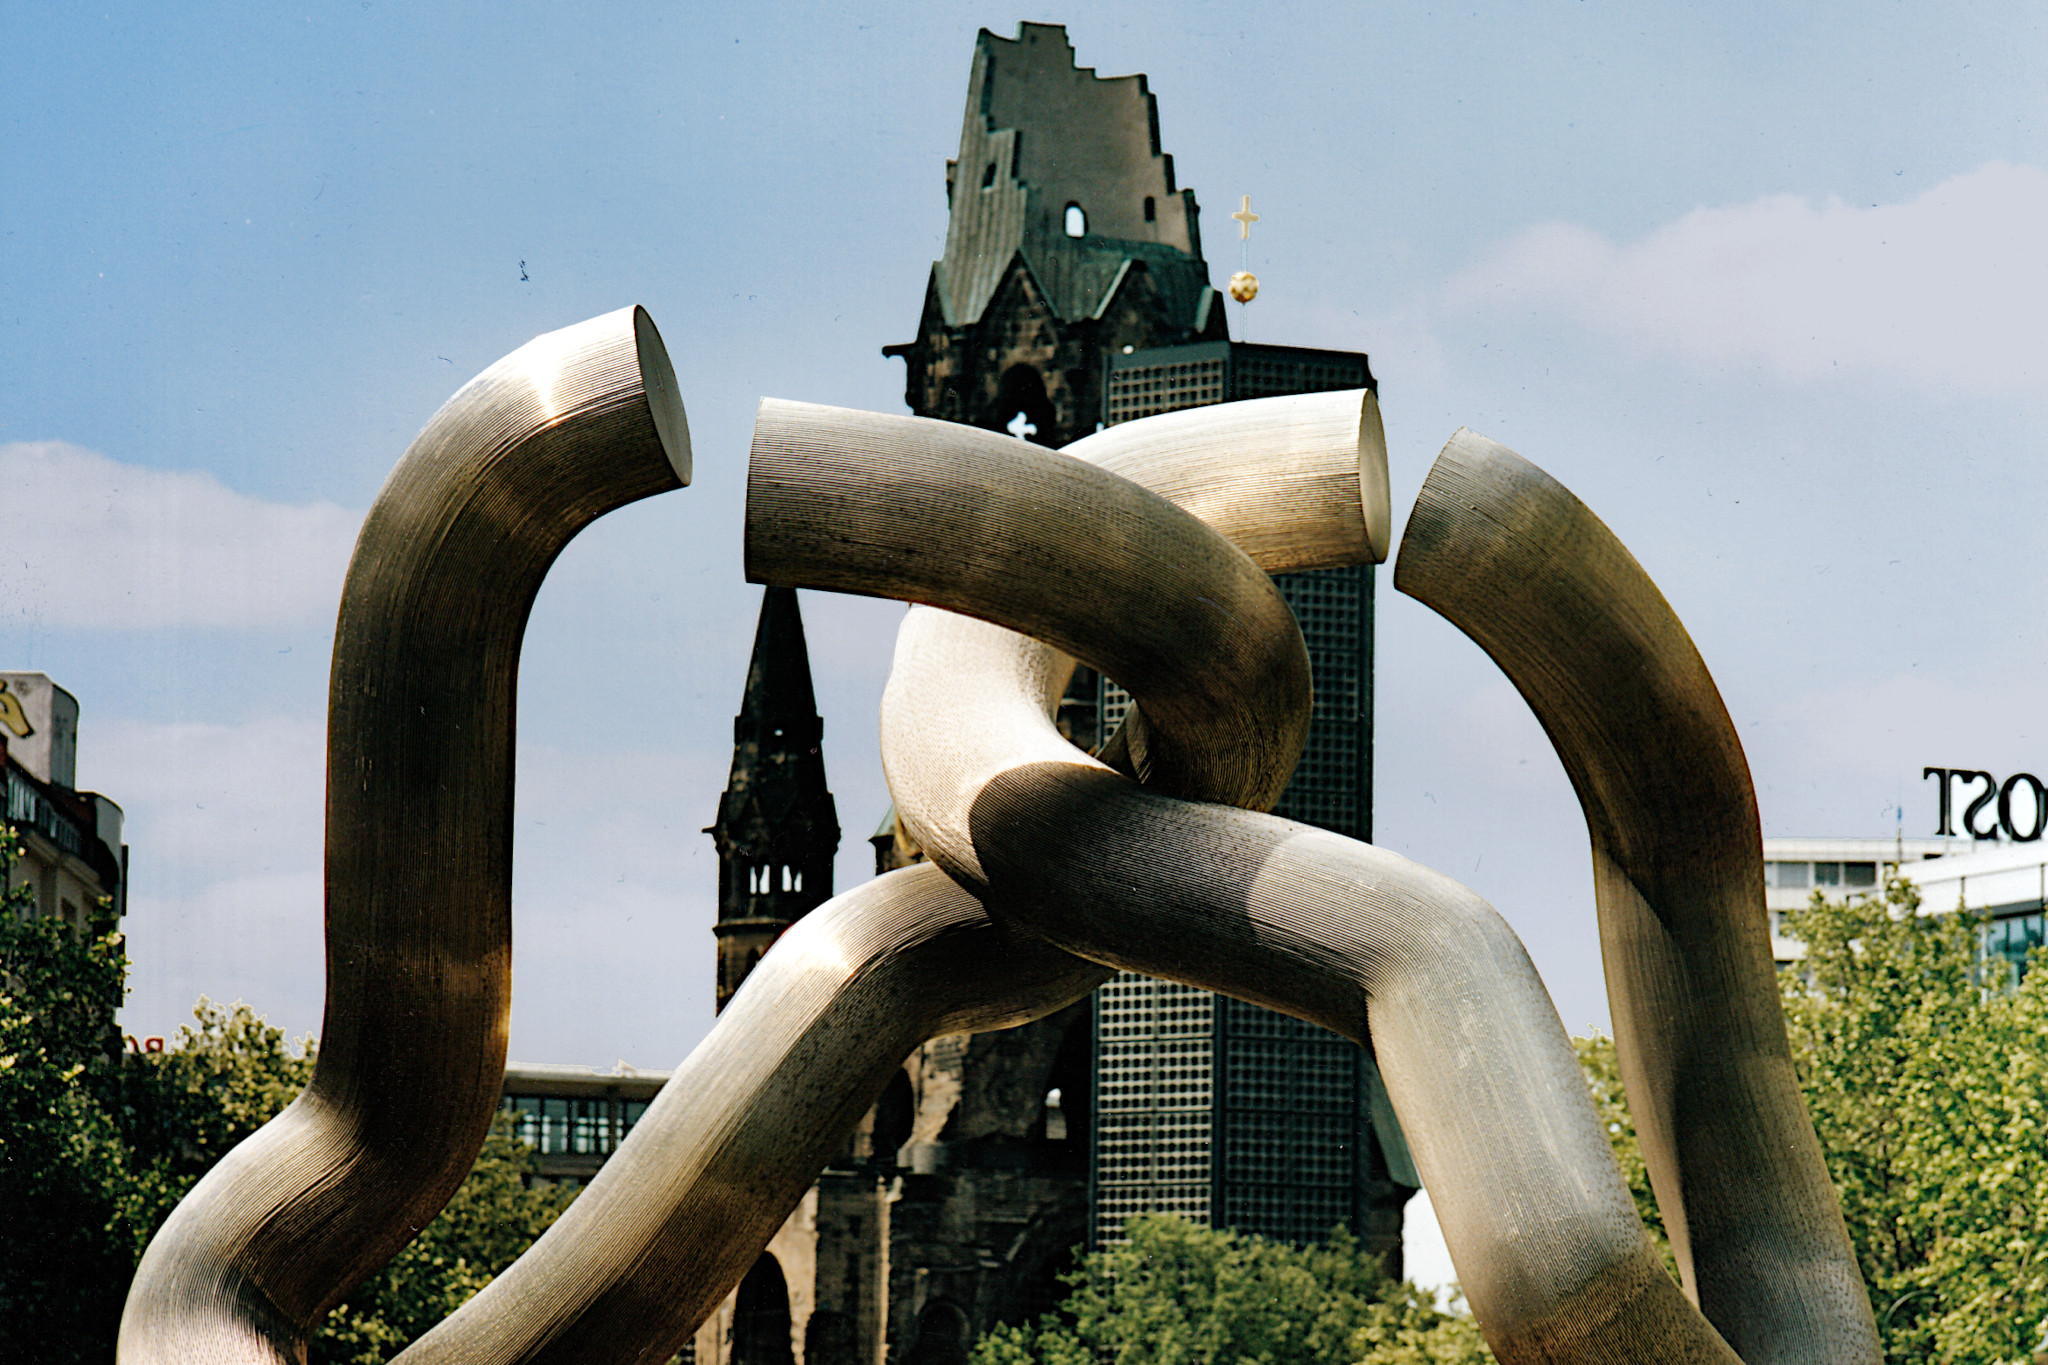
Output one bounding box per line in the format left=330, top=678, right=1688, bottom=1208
left=1923, top=767, right=2047, bottom=842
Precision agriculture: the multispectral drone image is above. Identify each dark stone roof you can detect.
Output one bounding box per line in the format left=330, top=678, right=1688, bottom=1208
left=932, top=23, right=1211, bottom=330
left=707, top=586, right=838, bottom=865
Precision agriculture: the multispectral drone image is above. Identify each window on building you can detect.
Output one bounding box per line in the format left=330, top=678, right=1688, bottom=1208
left=1064, top=203, right=1086, bottom=237
left=503, top=1094, right=653, bottom=1158
left=1768, top=859, right=1878, bottom=894
left=872, top=1068, right=914, bottom=1165
left=1143, top=195, right=1156, bottom=221
left=1766, top=861, right=1810, bottom=890
left=511, top=1096, right=574, bottom=1154
left=508, top=1094, right=543, bottom=1149
left=981, top=161, right=996, bottom=189
left=571, top=1101, right=593, bottom=1155
left=1985, top=911, right=2046, bottom=987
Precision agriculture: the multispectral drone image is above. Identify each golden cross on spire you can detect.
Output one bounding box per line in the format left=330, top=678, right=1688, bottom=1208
left=1231, top=195, right=1260, bottom=240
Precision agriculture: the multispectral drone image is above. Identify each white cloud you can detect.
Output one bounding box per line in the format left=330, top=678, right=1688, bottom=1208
left=1445, top=162, right=2048, bottom=395
left=87, top=714, right=327, bottom=889
left=0, top=441, right=361, bottom=630
left=87, top=711, right=731, bottom=1064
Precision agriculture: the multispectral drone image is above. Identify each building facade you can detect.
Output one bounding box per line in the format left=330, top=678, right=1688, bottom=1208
left=1764, top=832, right=2048, bottom=984
left=1762, top=835, right=1960, bottom=962
left=1904, top=840, right=2048, bottom=983
left=501, top=1062, right=669, bottom=1186
left=1, top=672, right=126, bottom=930
left=1087, top=340, right=1417, bottom=1257
left=877, top=14, right=1415, bottom=1283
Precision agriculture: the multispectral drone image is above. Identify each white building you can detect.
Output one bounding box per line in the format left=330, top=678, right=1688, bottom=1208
left=1896, top=840, right=2048, bottom=983
left=1, top=672, right=126, bottom=929
left=500, top=1061, right=669, bottom=1186
left=1765, top=834, right=2046, bottom=977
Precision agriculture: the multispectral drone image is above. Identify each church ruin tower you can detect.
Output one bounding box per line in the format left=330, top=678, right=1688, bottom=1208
left=884, top=22, right=1226, bottom=448
left=706, top=586, right=840, bottom=1012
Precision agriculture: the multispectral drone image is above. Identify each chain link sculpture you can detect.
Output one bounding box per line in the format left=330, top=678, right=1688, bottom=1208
left=119, top=308, right=1880, bottom=1364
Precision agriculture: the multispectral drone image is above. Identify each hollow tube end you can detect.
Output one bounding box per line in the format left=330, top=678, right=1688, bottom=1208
left=1390, top=427, right=1485, bottom=598
left=1359, top=389, right=1392, bottom=564
left=633, top=306, right=691, bottom=487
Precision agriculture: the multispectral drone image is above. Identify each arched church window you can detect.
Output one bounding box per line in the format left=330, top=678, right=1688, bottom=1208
left=1143, top=195, right=1156, bottom=222
left=995, top=364, right=1055, bottom=448
left=731, top=1253, right=796, bottom=1365
left=1063, top=203, right=1086, bottom=237
left=982, top=161, right=997, bottom=189
left=1038, top=1012, right=1093, bottom=1168
left=903, top=1302, right=971, bottom=1365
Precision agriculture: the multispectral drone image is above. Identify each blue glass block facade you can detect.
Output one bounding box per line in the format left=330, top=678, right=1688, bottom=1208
left=1088, top=341, right=1416, bottom=1256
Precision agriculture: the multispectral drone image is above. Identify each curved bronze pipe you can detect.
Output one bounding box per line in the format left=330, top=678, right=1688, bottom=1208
left=1059, top=387, right=1393, bottom=571
left=745, top=399, right=1309, bottom=813
left=119, top=307, right=691, bottom=1364
left=1394, top=430, right=1879, bottom=1363
left=378, top=394, right=1377, bottom=1364
left=394, top=863, right=1108, bottom=1365
left=121, top=371, right=1845, bottom=1364
left=750, top=403, right=1738, bottom=1362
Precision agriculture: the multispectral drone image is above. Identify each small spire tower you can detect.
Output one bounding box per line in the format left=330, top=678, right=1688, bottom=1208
left=706, top=586, right=840, bottom=1012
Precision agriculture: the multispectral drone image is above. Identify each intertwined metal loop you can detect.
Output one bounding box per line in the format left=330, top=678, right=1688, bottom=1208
left=120, top=309, right=1878, bottom=1365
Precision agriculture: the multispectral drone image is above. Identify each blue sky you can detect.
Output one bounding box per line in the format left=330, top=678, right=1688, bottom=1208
left=5, top=2, right=2045, bottom=1088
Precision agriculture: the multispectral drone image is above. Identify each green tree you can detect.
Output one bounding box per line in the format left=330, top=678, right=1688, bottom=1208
left=105, top=994, right=322, bottom=1260
left=0, top=825, right=138, bottom=1359
left=0, top=826, right=574, bottom=1359
left=971, top=1214, right=1492, bottom=1365
left=1577, top=879, right=2048, bottom=1363
left=1781, top=878, right=2048, bottom=1363
left=311, top=1113, right=577, bottom=1364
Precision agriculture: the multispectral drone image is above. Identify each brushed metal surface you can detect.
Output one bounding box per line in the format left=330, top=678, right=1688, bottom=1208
left=393, top=863, right=1107, bottom=1365
left=1395, top=430, right=1880, bottom=1364
left=386, top=394, right=1397, bottom=1365
left=119, top=307, right=690, bottom=1365
left=120, top=361, right=1871, bottom=1365
left=746, top=399, right=1310, bottom=814
left=805, top=410, right=1737, bottom=1363
left=1061, top=386, right=1391, bottom=571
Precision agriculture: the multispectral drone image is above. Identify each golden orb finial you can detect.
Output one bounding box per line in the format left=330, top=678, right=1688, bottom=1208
left=1228, top=271, right=1259, bottom=304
